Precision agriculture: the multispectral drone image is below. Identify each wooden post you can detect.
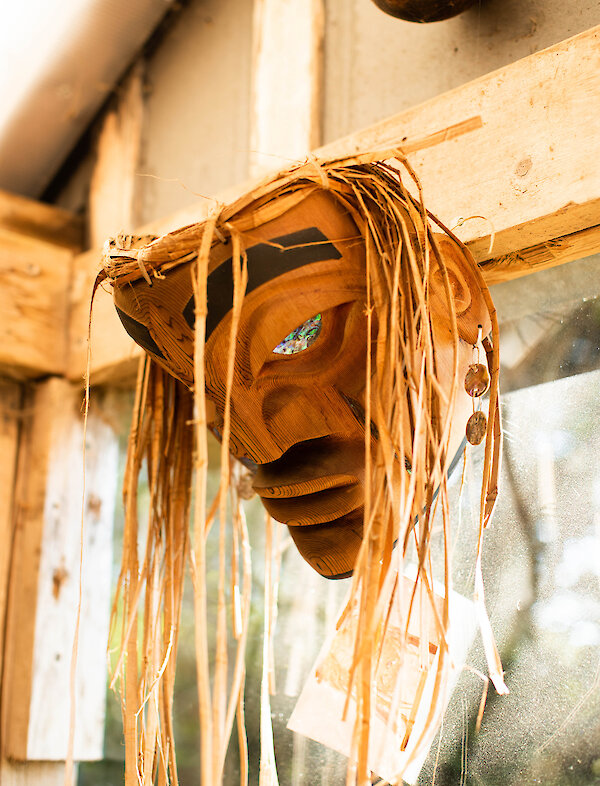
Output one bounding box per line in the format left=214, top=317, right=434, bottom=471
left=88, top=64, right=144, bottom=249
left=250, top=0, right=324, bottom=177
left=0, top=379, right=79, bottom=785
left=1, top=378, right=118, bottom=763
left=0, top=191, right=85, bottom=783
left=68, top=65, right=146, bottom=386
left=0, top=380, right=23, bottom=697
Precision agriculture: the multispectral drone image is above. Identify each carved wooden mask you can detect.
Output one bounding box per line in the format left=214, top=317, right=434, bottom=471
left=111, top=187, right=491, bottom=579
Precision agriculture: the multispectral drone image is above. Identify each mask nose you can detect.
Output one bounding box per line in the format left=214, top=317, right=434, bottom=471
left=215, top=385, right=367, bottom=466
left=258, top=386, right=366, bottom=462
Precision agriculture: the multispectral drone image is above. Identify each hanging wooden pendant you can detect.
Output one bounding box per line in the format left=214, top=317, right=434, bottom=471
left=464, top=363, right=490, bottom=397
left=466, top=411, right=487, bottom=445
left=370, top=0, right=477, bottom=23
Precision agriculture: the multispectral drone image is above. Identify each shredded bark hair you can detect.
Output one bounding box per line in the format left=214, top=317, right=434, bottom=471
left=102, top=151, right=505, bottom=785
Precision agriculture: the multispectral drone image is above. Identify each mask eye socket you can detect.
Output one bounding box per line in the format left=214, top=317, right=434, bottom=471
left=272, top=313, right=322, bottom=355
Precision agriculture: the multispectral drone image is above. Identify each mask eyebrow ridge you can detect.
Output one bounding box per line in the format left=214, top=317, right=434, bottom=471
left=183, top=227, right=342, bottom=338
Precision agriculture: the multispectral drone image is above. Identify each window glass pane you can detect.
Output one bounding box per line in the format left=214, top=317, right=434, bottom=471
left=414, top=255, right=600, bottom=784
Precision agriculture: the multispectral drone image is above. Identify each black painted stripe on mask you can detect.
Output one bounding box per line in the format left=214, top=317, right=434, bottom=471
left=115, top=306, right=166, bottom=360
left=183, top=227, right=342, bottom=338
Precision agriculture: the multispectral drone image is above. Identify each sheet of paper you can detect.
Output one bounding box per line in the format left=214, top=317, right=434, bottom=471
left=287, top=566, right=477, bottom=784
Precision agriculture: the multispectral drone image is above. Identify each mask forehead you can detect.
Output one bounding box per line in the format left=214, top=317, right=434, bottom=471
left=113, top=189, right=365, bottom=389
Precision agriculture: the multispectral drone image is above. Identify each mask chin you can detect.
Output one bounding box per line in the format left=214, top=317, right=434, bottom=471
left=286, top=511, right=365, bottom=579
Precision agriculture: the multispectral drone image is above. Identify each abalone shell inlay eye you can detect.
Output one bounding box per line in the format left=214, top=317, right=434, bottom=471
left=273, top=313, right=322, bottom=355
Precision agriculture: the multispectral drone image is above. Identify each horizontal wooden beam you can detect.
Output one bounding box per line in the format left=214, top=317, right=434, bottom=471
left=479, top=223, right=600, bottom=285
left=0, top=190, right=83, bottom=250
left=0, top=193, right=82, bottom=379
left=62, top=24, right=600, bottom=383
left=0, top=228, right=74, bottom=379
left=318, top=25, right=600, bottom=263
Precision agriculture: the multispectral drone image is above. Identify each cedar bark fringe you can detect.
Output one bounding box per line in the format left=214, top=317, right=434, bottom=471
left=102, top=150, right=505, bottom=785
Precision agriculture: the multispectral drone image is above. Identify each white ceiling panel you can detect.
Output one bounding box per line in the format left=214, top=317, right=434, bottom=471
left=0, top=0, right=172, bottom=196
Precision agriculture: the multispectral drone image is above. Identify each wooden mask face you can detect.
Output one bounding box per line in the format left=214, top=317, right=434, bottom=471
left=112, top=189, right=490, bottom=579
